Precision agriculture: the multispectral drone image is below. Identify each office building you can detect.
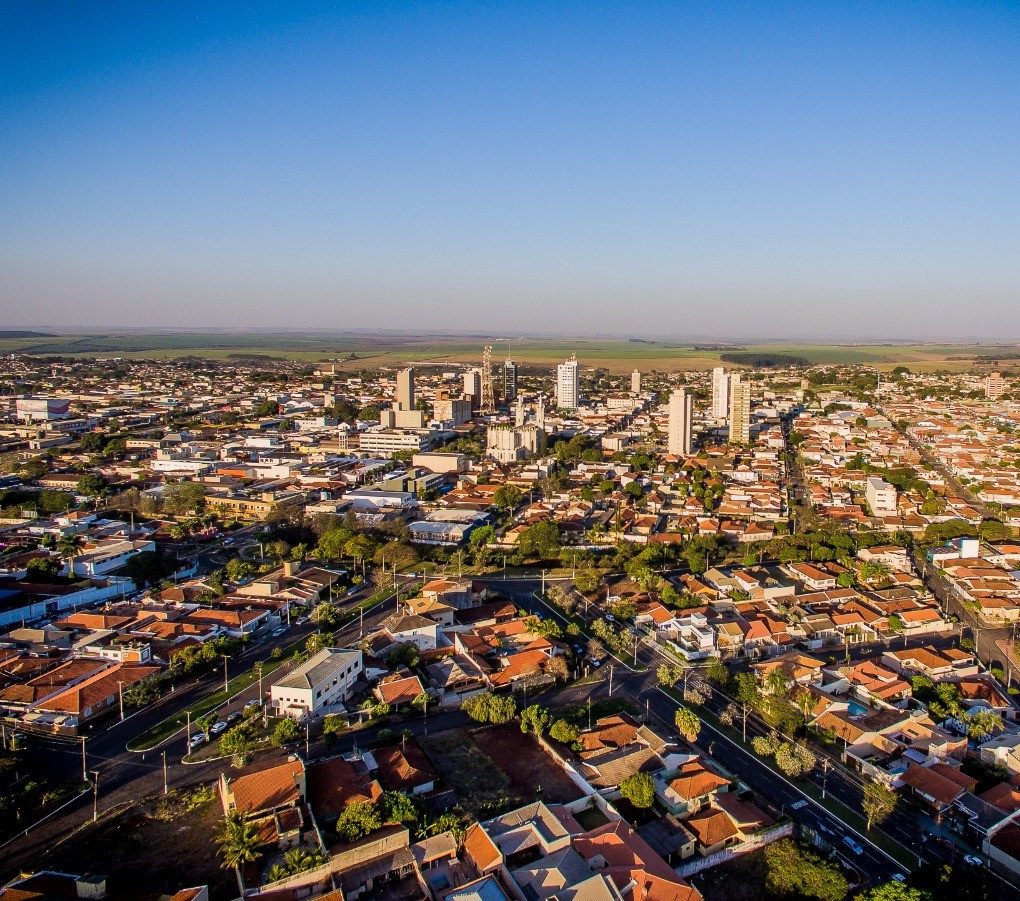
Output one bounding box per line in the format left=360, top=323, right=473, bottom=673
left=728, top=374, right=751, bottom=444
left=711, top=367, right=729, bottom=420
left=631, top=369, right=641, bottom=395
left=556, top=356, right=580, bottom=410
left=667, top=388, right=693, bottom=456
left=396, top=368, right=415, bottom=411
left=503, top=358, right=517, bottom=402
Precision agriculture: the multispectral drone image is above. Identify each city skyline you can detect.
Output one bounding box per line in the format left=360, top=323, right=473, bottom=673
left=2, top=3, right=1019, bottom=339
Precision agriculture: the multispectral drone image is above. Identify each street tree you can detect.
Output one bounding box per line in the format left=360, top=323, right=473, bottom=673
left=674, top=706, right=701, bottom=743
left=862, top=780, right=897, bottom=831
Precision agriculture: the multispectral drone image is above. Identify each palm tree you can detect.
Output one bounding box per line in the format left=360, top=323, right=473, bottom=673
left=57, top=534, right=85, bottom=574
left=217, top=812, right=262, bottom=869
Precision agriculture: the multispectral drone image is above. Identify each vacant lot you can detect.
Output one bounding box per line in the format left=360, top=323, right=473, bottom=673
left=52, top=786, right=237, bottom=901
left=421, top=728, right=518, bottom=817
left=471, top=723, right=584, bottom=805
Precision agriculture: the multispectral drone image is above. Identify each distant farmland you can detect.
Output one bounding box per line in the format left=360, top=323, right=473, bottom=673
left=0, top=331, right=1014, bottom=373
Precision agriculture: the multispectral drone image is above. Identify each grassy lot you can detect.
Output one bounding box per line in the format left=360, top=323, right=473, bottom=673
left=420, top=728, right=518, bottom=817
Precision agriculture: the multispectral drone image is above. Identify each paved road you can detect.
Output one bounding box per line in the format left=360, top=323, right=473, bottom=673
left=0, top=587, right=397, bottom=879
left=490, top=577, right=1020, bottom=894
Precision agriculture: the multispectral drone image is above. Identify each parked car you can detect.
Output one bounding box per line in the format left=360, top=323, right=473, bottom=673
left=963, top=854, right=983, bottom=866
left=891, top=874, right=906, bottom=883
left=272, top=627, right=286, bottom=637
left=244, top=699, right=263, bottom=713
left=841, top=836, right=863, bottom=855
left=226, top=711, right=242, bottom=725
left=604, top=613, right=616, bottom=623
left=209, top=720, right=228, bottom=736
left=790, top=799, right=808, bottom=811
left=588, top=656, right=603, bottom=668
left=188, top=732, right=207, bottom=750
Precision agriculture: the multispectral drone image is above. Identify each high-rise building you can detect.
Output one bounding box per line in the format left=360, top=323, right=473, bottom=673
left=728, top=374, right=751, bottom=444
left=630, top=369, right=641, bottom=395
left=711, top=367, right=729, bottom=420
left=986, top=371, right=1007, bottom=399
left=503, top=358, right=518, bottom=402
left=464, top=368, right=482, bottom=403
left=667, top=388, right=693, bottom=456
left=556, top=356, right=579, bottom=410
left=396, top=367, right=415, bottom=411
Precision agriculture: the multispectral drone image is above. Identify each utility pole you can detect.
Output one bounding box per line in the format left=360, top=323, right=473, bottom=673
left=609, top=664, right=614, bottom=697
left=186, top=711, right=191, bottom=746
left=162, top=751, right=168, bottom=795
left=91, top=770, right=100, bottom=822
left=541, top=569, right=547, bottom=596
left=359, top=605, right=364, bottom=639
left=821, top=758, right=830, bottom=799
left=222, top=655, right=229, bottom=694
left=118, top=680, right=125, bottom=722
left=587, top=697, right=592, bottom=730
left=81, top=736, right=87, bottom=782
left=305, top=721, right=310, bottom=758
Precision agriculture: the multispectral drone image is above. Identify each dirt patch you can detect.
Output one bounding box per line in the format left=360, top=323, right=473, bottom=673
left=420, top=729, right=518, bottom=817
left=52, top=788, right=237, bottom=901
left=471, top=724, right=584, bottom=805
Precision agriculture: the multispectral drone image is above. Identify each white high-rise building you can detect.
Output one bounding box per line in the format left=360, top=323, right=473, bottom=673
left=630, top=369, right=641, bottom=395
left=711, top=367, right=729, bottom=420
left=396, top=368, right=415, bottom=411
left=728, top=374, right=751, bottom=444
left=556, top=356, right=579, bottom=410
left=667, top=388, right=693, bottom=456
left=464, top=368, right=482, bottom=403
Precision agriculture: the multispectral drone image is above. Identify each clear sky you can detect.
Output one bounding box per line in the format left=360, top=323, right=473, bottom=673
left=2, top=1, right=1018, bottom=340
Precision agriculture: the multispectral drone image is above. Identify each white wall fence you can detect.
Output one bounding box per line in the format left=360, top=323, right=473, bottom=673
left=675, top=822, right=794, bottom=877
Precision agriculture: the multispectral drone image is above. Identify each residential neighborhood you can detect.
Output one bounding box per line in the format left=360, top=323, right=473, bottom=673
left=2, top=353, right=1020, bottom=901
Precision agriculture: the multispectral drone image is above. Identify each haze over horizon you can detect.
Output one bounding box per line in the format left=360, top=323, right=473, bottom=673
left=2, top=2, right=1019, bottom=340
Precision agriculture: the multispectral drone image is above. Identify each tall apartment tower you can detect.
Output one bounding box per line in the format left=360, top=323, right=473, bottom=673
left=985, top=371, right=1007, bottom=400
left=556, top=356, right=579, bottom=410
left=630, top=369, right=641, bottom=395
left=728, top=374, right=751, bottom=444
left=503, top=357, right=518, bottom=402
left=711, top=367, right=729, bottom=420
left=396, top=367, right=415, bottom=411
left=464, top=368, right=482, bottom=404
left=667, top=388, right=693, bottom=456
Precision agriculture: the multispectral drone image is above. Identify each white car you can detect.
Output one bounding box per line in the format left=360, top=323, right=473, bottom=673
left=188, top=732, right=207, bottom=750
left=963, top=854, right=983, bottom=866
left=209, top=720, right=228, bottom=736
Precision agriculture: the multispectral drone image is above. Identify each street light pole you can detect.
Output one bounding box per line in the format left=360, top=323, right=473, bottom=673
left=81, top=735, right=87, bottom=782
left=118, top=680, right=125, bottom=722
left=222, top=655, right=229, bottom=694
left=91, top=770, right=100, bottom=822
left=162, top=751, right=168, bottom=795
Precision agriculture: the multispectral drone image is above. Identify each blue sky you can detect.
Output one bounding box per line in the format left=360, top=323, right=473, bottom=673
left=2, top=1, right=1018, bottom=339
